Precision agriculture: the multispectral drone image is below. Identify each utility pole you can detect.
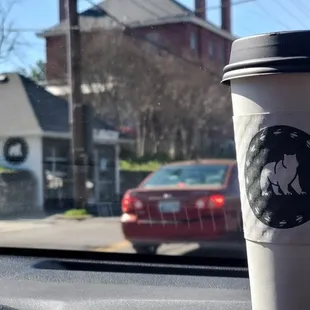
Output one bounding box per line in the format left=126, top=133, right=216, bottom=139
left=66, top=0, right=88, bottom=209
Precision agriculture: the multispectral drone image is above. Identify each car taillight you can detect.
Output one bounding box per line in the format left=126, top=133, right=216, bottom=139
left=121, top=191, right=143, bottom=214
left=195, top=194, right=225, bottom=209
left=209, top=194, right=225, bottom=208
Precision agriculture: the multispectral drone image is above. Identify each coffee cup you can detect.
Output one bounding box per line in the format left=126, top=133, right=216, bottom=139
left=222, top=31, right=310, bottom=310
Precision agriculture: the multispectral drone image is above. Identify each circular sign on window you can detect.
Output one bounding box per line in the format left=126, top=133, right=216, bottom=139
left=4, top=137, right=29, bottom=164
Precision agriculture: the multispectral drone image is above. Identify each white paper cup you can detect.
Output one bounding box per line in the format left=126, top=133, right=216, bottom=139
left=222, top=31, right=310, bottom=310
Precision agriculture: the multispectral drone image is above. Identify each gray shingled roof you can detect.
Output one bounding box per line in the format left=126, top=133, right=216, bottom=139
left=38, top=0, right=235, bottom=40
left=20, top=74, right=69, bottom=132
left=17, top=73, right=117, bottom=133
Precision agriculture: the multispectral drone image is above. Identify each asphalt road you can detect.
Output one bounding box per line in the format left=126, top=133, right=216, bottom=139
left=0, top=217, right=246, bottom=258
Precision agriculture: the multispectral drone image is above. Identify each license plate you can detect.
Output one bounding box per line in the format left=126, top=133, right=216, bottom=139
left=158, top=201, right=180, bottom=213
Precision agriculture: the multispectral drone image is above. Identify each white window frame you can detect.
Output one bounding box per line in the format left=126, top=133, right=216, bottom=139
left=190, top=31, right=198, bottom=51
left=209, top=40, right=215, bottom=58
left=146, top=32, right=160, bottom=43
left=146, top=32, right=160, bottom=53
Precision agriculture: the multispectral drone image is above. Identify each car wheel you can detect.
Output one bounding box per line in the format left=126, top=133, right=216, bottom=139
left=132, top=244, right=159, bottom=255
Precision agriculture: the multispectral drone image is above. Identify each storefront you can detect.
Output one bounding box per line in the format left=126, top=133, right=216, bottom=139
left=0, top=73, right=129, bottom=214
left=42, top=130, right=122, bottom=212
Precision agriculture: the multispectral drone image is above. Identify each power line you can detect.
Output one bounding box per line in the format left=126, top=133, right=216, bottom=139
left=127, top=0, right=162, bottom=18
left=274, top=0, right=308, bottom=28
left=3, top=27, right=44, bottom=32
left=3, top=1, right=255, bottom=34
left=4, top=0, right=255, bottom=79
left=298, top=0, right=310, bottom=11
left=4, top=26, right=109, bottom=33
left=207, top=0, right=256, bottom=10
left=2, top=0, right=255, bottom=33
left=254, top=0, right=290, bottom=30
left=290, top=0, right=310, bottom=21
left=2, top=26, right=83, bottom=33
left=147, top=0, right=180, bottom=15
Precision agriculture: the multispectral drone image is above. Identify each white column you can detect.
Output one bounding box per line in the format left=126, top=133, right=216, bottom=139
left=51, top=147, right=56, bottom=175
left=94, top=149, right=100, bottom=203
left=115, top=143, right=120, bottom=195
left=36, top=137, right=44, bottom=210
left=29, top=137, right=44, bottom=210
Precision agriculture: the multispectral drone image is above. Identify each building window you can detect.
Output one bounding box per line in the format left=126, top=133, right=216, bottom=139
left=146, top=32, right=160, bottom=43
left=209, top=40, right=215, bottom=58
left=190, top=32, right=198, bottom=51
left=146, top=32, right=160, bottom=52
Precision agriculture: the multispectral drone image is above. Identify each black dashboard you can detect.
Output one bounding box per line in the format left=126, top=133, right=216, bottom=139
left=0, top=248, right=251, bottom=309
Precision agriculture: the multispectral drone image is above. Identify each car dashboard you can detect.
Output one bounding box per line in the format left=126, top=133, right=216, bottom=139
left=0, top=249, right=251, bottom=309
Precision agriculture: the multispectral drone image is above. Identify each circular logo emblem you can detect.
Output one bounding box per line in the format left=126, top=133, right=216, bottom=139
left=245, top=125, right=310, bottom=229
left=4, top=138, right=28, bottom=164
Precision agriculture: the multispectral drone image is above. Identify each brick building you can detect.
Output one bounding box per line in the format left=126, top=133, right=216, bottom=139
left=36, top=0, right=235, bottom=160
left=38, top=0, right=235, bottom=91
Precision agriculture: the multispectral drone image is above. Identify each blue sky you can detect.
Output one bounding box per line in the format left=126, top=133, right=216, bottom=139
left=4, top=0, right=310, bottom=72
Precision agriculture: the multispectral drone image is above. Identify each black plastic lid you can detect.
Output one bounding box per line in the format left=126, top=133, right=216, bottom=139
left=221, top=30, right=310, bottom=85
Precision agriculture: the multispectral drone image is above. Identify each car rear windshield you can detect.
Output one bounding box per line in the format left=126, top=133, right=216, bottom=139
left=142, top=164, right=229, bottom=188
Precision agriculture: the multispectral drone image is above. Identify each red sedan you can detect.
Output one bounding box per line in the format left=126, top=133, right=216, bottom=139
left=121, top=159, right=243, bottom=254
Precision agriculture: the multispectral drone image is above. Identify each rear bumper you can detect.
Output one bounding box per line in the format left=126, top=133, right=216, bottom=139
left=121, top=213, right=242, bottom=244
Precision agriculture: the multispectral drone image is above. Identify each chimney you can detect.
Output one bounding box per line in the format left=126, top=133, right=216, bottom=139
left=221, top=0, right=231, bottom=32
left=195, top=0, right=206, bottom=20
left=59, top=0, right=66, bottom=21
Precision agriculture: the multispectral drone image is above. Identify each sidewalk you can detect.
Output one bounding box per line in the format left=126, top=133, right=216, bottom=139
left=0, top=214, right=121, bottom=234
left=0, top=221, right=52, bottom=233
left=0, top=216, right=125, bottom=250
left=0, top=211, right=53, bottom=233
left=0, top=210, right=48, bottom=221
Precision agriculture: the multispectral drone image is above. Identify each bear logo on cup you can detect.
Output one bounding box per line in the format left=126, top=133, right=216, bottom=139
left=260, top=153, right=306, bottom=197
left=245, top=125, right=310, bottom=229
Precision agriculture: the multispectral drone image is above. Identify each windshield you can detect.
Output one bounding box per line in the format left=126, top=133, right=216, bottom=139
left=142, top=164, right=228, bottom=188
left=1, top=0, right=298, bottom=263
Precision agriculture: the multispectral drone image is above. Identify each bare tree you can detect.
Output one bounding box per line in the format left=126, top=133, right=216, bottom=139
left=82, top=30, right=166, bottom=156
left=81, top=29, right=232, bottom=159
left=0, top=0, right=21, bottom=63
left=154, top=53, right=232, bottom=159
